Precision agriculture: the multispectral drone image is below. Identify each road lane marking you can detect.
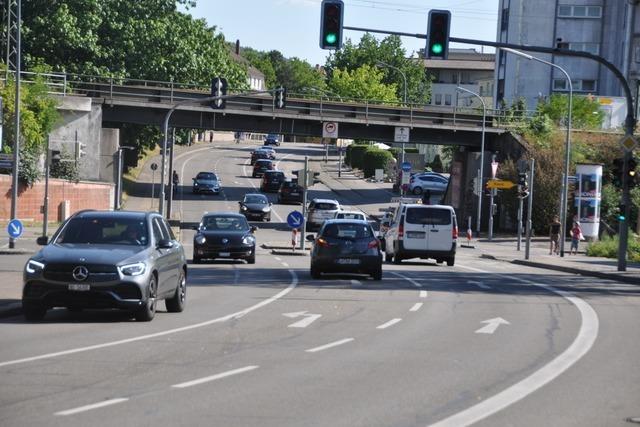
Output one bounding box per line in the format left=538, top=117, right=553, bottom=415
left=172, top=365, right=259, bottom=389
left=283, top=311, right=322, bottom=328
left=391, top=272, right=423, bottom=289
left=275, top=257, right=282, bottom=261
left=410, top=302, right=423, bottom=312
left=282, top=262, right=289, bottom=267
left=429, top=264, right=599, bottom=427
left=351, top=279, right=362, bottom=286
left=468, top=280, right=491, bottom=289
left=0, top=269, right=299, bottom=368
left=305, top=338, right=354, bottom=353
left=55, top=398, right=128, bottom=416
left=376, top=318, right=402, bottom=329
left=475, top=317, right=510, bottom=334
left=419, top=290, right=427, bottom=298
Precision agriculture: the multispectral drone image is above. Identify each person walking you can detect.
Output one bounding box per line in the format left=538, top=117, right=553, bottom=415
left=570, top=221, right=583, bottom=255
left=549, top=216, right=561, bottom=255
left=172, top=170, right=179, bottom=194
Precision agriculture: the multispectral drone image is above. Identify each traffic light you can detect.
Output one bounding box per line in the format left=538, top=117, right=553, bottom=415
left=210, top=77, right=228, bottom=109
left=75, top=142, right=86, bottom=160
left=320, top=0, right=344, bottom=50
left=275, top=86, right=287, bottom=109
left=426, top=10, right=451, bottom=59
left=483, top=182, right=491, bottom=197
left=307, top=171, right=321, bottom=187
left=49, top=149, right=61, bottom=165
left=629, top=157, right=638, bottom=187
left=618, top=204, right=627, bottom=222
left=292, top=169, right=305, bottom=185
left=517, top=172, right=527, bottom=186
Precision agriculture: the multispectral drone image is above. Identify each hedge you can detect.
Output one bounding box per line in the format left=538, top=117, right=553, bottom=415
left=363, top=147, right=394, bottom=178
left=348, top=145, right=370, bottom=170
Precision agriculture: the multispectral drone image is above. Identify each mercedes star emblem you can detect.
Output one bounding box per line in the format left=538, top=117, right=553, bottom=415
left=72, top=266, right=89, bottom=282
left=222, top=238, right=229, bottom=244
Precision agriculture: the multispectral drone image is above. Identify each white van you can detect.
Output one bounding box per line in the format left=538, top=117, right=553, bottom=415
left=382, top=204, right=457, bottom=266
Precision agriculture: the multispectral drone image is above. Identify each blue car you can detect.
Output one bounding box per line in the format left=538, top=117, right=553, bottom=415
left=264, top=134, right=280, bottom=146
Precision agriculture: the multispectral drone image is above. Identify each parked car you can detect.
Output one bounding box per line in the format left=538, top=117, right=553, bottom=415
left=409, top=173, right=449, bottom=195
left=253, top=159, right=274, bottom=178
left=261, top=170, right=285, bottom=192
left=192, top=213, right=256, bottom=264
left=383, top=204, right=457, bottom=266
left=308, top=220, right=382, bottom=280
left=334, top=211, right=367, bottom=221
left=307, top=198, right=341, bottom=231
left=192, top=171, right=221, bottom=194
left=251, top=150, right=270, bottom=165
left=239, top=193, right=272, bottom=222
left=22, top=210, right=187, bottom=322
left=264, top=133, right=280, bottom=146
left=278, top=180, right=304, bottom=204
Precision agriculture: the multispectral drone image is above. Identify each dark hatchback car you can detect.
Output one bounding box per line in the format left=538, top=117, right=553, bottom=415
left=264, top=133, right=280, bottom=146
left=252, top=159, right=274, bottom=178
left=192, top=213, right=256, bottom=264
left=192, top=171, right=221, bottom=195
left=278, top=180, right=304, bottom=204
left=22, top=210, right=187, bottom=322
left=308, top=220, right=382, bottom=280
left=261, top=170, right=285, bottom=192
left=250, top=150, right=271, bottom=165
left=239, top=193, right=272, bottom=222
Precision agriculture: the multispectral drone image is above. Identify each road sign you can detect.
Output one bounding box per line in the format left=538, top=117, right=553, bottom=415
left=7, top=219, right=23, bottom=239
left=486, top=179, right=516, bottom=189
left=401, top=161, right=412, bottom=172
left=619, top=135, right=638, bottom=152
left=287, top=211, right=304, bottom=229
left=0, top=159, right=13, bottom=169
left=322, top=121, right=338, bottom=138
left=401, top=171, right=410, bottom=185
left=394, top=126, right=410, bottom=143
left=491, top=161, right=499, bottom=179
left=150, top=163, right=158, bottom=171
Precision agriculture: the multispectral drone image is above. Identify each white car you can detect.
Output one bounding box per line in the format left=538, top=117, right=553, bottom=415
left=409, top=173, right=448, bottom=195
left=334, top=211, right=367, bottom=221
left=307, top=199, right=341, bottom=231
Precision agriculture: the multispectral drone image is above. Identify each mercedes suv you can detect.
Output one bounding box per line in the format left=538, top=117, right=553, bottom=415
left=22, top=210, right=188, bottom=322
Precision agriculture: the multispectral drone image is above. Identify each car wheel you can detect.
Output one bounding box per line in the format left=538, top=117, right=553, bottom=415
left=446, top=257, right=455, bottom=266
left=310, top=266, right=321, bottom=279
left=412, top=186, right=423, bottom=195
left=23, top=303, right=46, bottom=321
left=371, top=267, right=383, bottom=281
left=247, top=252, right=256, bottom=264
left=393, top=254, right=402, bottom=264
left=135, top=276, right=157, bottom=322
left=385, top=252, right=394, bottom=263
left=165, top=270, right=186, bottom=313
left=436, top=258, right=443, bottom=264
left=266, top=215, right=271, bottom=222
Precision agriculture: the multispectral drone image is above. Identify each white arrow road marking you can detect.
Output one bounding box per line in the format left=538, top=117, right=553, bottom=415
left=172, top=365, right=259, bottom=389
left=420, top=290, right=428, bottom=298
left=306, top=338, right=354, bottom=353
left=55, top=398, right=129, bottom=416
left=468, top=280, right=491, bottom=289
left=283, top=310, right=322, bottom=328
left=475, top=317, right=510, bottom=334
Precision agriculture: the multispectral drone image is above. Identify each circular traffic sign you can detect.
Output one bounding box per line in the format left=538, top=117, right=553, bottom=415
left=150, top=163, right=158, bottom=171
left=287, top=211, right=304, bottom=229
left=7, top=219, right=23, bottom=239
left=401, top=161, right=412, bottom=172
left=324, top=122, right=336, bottom=134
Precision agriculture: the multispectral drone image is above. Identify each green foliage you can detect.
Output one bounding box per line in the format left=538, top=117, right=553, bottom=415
left=326, top=33, right=431, bottom=103
left=347, top=145, right=370, bottom=170
left=362, top=147, right=394, bottom=178
left=586, top=235, right=640, bottom=262
left=328, top=65, right=398, bottom=103
left=429, top=155, right=444, bottom=173
left=50, top=149, right=79, bottom=182
left=536, top=94, right=604, bottom=129
left=17, top=148, right=41, bottom=186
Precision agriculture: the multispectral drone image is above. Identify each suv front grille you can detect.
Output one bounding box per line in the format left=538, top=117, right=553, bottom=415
left=43, top=263, right=119, bottom=283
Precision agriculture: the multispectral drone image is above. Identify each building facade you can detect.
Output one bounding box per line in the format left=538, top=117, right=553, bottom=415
left=495, top=0, right=639, bottom=112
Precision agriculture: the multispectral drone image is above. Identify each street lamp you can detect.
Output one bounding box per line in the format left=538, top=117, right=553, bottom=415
left=305, top=87, right=343, bottom=102
left=115, top=146, right=135, bottom=210
left=456, top=86, right=486, bottom=236
left=376, top=60, right=408, bottom=167
left=501, top=47, right=573, bottom=257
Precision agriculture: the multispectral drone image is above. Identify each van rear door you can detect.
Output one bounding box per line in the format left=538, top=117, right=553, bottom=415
left=403, top=206, right=429, bottom=252
left=424, top=207, right=454, bottom=251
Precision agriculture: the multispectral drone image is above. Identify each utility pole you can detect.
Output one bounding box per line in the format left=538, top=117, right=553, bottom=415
left=8, top=0, right=20, bottom=249
left=301, top=156, right=309, bottom=251
left=42, top=139, right=50, bottom=238
left=525, top=159, right=535, bottom=260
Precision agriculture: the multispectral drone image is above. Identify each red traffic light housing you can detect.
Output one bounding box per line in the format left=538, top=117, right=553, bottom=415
left=320, top=0, right=344, bottom=50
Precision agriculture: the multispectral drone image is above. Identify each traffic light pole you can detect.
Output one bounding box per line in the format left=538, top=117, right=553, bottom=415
left=43, top=139, right=50, bottom=238
left=525, top=159, right=535, bottom=260
left=619, top=150, right=631, bottom=271
left=517, top=195, right=524, bottom=251
left=301, top=156, right=309, bottom=251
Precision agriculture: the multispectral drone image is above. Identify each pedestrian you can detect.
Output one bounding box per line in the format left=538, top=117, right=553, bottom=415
left=570, top=221, right=583, bottom=255
left=549, top=216, right=561, bottom=255
left=421, top=189, right=431, bottom=205
left=172, top=170, right=179, bottom=194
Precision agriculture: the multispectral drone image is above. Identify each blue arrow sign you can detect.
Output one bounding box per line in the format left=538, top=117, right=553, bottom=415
left=401, top=161, right=412, bottom=172
left=7, top=219, right=23, bottom=239
left=287, top=211, right=304, bottom=229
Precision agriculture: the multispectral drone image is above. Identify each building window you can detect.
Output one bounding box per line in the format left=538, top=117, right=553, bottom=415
left=568, top=42, right=600, bottom=55
left=553, top=79, right=567, bottom=90
left=553, top=78, right=597, bottom=92
left=445, top=94, right=452, bottom=106
left=581, top=80, right=596, bottom=91
left=558, top=5, right=601, bottom=18
left=435, top=94, right=442, bottom=105
left=501, top=7, right=509, bottom=30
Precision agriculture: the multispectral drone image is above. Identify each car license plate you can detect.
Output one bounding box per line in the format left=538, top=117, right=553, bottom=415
left=291, top=192, right=299, bottom=196
left=68, top=284, right=90, bottom=291
left=219, top=252, right=231, bottom=257
left=337, top=258, right=360, bottom=265
left=406, top=231, right=426, bottom=238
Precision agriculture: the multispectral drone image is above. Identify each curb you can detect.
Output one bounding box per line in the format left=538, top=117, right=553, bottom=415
left=0, top=302, right=22, bottom=319
left=0, top=249, right=35, bottom=255
left=271, top=250, right=309, bottom=256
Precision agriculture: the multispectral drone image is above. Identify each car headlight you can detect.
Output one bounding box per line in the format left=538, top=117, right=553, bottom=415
left=242, top=235, right=256, bottom=245
left=195, top=235, right=206, bottom=245
left=241, top=206, right=248, bottom=211
left=26, top=260, right=45, bottom=274
left=262, top=207, right=270, bottom=212
left=119, top=262, right=146, bottom=276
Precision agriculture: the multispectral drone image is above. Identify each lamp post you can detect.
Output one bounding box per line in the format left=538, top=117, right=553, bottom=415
left=115, top=146, right=135, bottom=210
left=305, top=87, right=343, bottom=102
left=456, top=86, right=486, bottom=236
left=376, top=60, right=408, bottom=166
left=501, top=47, right=573, bottom=257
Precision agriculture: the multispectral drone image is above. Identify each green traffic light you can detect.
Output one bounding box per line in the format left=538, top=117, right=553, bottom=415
left=325, top=33, right=337, bottom=45
left=431, top=43, right=443, bottom=55
left=619, top=215, right=626, bottom=221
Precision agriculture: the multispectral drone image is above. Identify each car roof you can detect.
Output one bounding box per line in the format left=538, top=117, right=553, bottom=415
left=312, top=198, right=340, bottom=204
left=323, top=219, right=370, bottom=225
left=202, top=212, right=246, bottom=218
left=264, top=170, right=283, bottom=174
left=255, top=159, right=272, bottom=163
left=244, top=193, right=267, bottom=198
left=73, top=210, right=149, bottom=220
left=337, top=211, right=365, bottom=216
left=403, top=204, right=455, bottom=210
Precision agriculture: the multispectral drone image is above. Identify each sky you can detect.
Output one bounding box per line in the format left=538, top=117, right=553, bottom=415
left=183, top=0, right=500, bottom=66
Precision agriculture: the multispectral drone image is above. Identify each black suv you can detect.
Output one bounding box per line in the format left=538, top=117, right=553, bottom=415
left=22, top=210, right=187, bottom=322
left=278, top=180, right=304, bottom=204
left=261, top=170, right=285, bottom=192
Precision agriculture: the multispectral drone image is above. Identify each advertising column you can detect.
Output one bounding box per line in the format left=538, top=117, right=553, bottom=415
left=574, top=164, right=602, bottom=239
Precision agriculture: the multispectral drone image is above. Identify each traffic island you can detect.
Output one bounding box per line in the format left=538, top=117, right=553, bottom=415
left=271, top=249, right=309, bottom=256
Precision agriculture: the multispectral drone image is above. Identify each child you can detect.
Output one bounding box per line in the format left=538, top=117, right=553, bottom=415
left=570, top=221, right=582, bottom=255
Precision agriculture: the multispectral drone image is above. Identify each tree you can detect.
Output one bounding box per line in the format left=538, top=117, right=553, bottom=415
left=328, top=65, right=398, bottom=103
left=536, top=94, right=604, bottom=129
left=326, top=33, right=431, bottom=104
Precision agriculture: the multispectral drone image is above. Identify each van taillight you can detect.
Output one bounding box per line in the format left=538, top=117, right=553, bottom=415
left=452, top=225, right=458, bottom=239
left=398, top=220, right=404, bottom=238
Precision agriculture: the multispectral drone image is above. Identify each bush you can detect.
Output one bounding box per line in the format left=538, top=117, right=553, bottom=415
left=362, top=147, right=394, bottom=178
left=586, top=235, right=640, bottom=262
left=348, top=145, right=370, bottom=170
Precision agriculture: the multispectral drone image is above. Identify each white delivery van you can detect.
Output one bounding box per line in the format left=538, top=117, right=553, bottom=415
left=383, top=204, right=457, bottom=266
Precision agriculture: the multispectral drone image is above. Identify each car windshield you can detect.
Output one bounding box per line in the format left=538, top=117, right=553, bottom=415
left=55, top=217, right=149, bottom=245
left=337, top=213, right=365, bottom=220
left=244, top=195, right=268, bottom=204
left=196, top=172, right=217, bottom=180
left=405, top=207, right=452, bottom=225
left=202, top=216, right=249, bottom=231
left=322, top=223, right=374, bottom=239
left=313, top=202, right=338, bottom=210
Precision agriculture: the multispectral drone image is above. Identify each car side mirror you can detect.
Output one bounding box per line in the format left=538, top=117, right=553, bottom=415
left=306, top=234, right=315, bottom=242
left=250, top=226, right=258, bottom=233
left=36, top=236, right=48, bottom=246
left=157, top=239, right=174, bottom=249
left=238, top=201, right=242, bottom=205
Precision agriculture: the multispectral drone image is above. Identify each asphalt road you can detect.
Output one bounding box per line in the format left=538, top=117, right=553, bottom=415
left=1, top=141, right=639, bottom=427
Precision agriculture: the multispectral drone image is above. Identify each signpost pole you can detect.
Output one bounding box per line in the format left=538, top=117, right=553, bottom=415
left=517, top=195, right=523, bottom=251
left=301, top=156, right=309, bottom=251
left=525, top=159, right=535, bottom=260
left=489, top=189, right=495, bottom=241
left=43, top=140, right=50, bottom=237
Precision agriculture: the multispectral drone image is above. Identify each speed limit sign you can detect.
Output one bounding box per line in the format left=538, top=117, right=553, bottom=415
left=322, top=121, right=338, bottom=138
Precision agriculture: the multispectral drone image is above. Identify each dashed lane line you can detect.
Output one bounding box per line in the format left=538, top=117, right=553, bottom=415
left=172, top=366, right=259, bottom=389
left=305, top=338, right=354, bottom=353
left=410, top=303, right=423, bottom=312
left=55, top=398, right=129, bottom=416
left=376, top=318, right=402, bottom=329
